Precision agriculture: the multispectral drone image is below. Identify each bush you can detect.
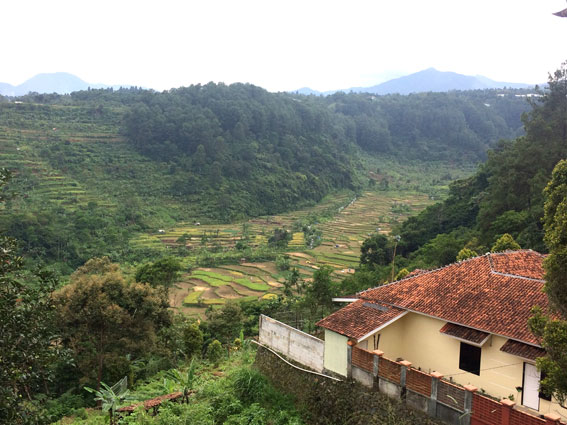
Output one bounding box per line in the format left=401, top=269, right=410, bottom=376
left=207, top=340, right=224, bottom=366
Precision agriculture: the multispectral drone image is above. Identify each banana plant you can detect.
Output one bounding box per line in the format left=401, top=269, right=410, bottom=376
left=84, top=376, right=129, bottom=425
left=164, top=359, right=197, bottom=403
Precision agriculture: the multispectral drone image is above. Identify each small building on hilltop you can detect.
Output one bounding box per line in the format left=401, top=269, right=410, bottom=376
left=317, top=250, right=566, bottom=417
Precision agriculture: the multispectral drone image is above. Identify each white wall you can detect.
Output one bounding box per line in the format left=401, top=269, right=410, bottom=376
left=259, top=315, right=324, bottom=372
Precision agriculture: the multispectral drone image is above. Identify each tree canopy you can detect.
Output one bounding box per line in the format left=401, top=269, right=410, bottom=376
left=396, top=63, right=567, bottom=259
left=54, top=257, right=171, bottom=390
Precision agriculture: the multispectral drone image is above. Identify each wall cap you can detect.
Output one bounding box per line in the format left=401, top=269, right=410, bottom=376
left=399, top=360, right=412, bottom=367
left=501, top=399, right=515, bottom=407
left=347, top=340, right=355, bottom=346
left=430, top=371, right=444, bottom=379
left=544, top=413, right=561, bottom=421
left=463, top=385, right=478, bottom=392
left=373, top=350, right=384, bottom=356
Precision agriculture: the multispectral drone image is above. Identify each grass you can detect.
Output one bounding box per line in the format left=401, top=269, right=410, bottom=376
left=235, top=278, right=270, bottom=291
left=183, top=291, right=204, bottom=305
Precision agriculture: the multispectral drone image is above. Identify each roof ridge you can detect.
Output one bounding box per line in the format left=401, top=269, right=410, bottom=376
left=357, top=253, right=492, bottom=297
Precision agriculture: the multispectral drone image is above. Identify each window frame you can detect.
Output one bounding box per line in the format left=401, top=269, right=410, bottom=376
left=458, top=342, right=481, bottom=375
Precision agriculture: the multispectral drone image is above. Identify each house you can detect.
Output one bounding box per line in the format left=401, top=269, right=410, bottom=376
left=317, top=250, right=566, bottom=417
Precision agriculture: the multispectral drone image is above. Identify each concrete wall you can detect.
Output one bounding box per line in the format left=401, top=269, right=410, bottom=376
left=352, top=365, right=374, bottom=388
left=358, top=312, right=567, bottom=418
left=323, top=329, right=348, bottom=377
left=258, top=314, right=324, bottom=372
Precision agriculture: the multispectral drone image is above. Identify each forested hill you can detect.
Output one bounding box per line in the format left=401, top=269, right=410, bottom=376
left=395, top=65, right=567, bottom=263
left=121, top=83, right=529, bottom=163
left=0, top=84, right=531, bottom=269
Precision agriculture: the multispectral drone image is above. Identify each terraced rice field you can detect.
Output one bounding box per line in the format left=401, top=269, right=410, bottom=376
left=166, top=190, right=432, bottom=317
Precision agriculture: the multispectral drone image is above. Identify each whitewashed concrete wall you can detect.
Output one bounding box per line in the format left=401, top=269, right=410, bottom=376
left=259, top=314, right=324, bottom=372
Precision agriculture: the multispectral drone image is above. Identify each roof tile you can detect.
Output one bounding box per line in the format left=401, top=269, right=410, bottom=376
left=347, top=251, right=548, bottom=345
left=316, top=299, right=405, bottom=340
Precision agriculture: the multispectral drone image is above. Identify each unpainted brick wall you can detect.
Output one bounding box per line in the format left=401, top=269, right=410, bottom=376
left=437, top=380, right=465, bottom=410
left=510, top=409, right=546, bottom=425
left=378, top=357, right=401, bottom=383
left=352, top=346, right=374, bottom=373
left=472, top=393, right=502, bottom=424
left=406, top=368, right=432, bottom=397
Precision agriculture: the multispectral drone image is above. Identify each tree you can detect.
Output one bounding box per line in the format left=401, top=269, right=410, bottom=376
left=54, top=257, right=171, bottom=390
left=456, top=247, right=478, bottom=261
left=528, top=159, right=567, bottom=407
left=207, top=340, right=224, bottom=366
left=304, top=265, right=335, bottom=314
left=283, top=267, right=303, bottom=297
left=268, top=228, right=291, bottom=248
left=183, top=321, right=204, bottom=358
left=135, top=257, right=183, bottom=291
left=360, top=234, right=392, bottom=269
left=490, top=233, right=521, bottom=252
left=0, top=168, right=62, bottom=424
left=206, top=301, right=244, bottom=346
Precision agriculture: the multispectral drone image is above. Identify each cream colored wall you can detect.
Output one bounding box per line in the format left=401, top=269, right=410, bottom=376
left=358, top=312, right=567, bottom=417
left=323, top=329, right=348, bottom=377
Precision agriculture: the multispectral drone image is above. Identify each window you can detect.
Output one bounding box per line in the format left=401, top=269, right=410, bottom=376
left=459, top=342, right=481, bottom=375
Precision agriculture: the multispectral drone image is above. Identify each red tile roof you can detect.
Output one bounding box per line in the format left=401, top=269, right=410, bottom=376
left=320, top=251, right=547, bottom=345
left=489, top=251, right=545, bottom=280
left=439, top=323, right=490, bottom=345
left=500, top=339, right=546, bottom=361
left=316, top=299, right=405, bottom=340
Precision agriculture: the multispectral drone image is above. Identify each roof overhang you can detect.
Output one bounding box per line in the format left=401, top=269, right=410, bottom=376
left=439, top=322, right=491, bottom=347
left=356, top=310, right=408, bottom=343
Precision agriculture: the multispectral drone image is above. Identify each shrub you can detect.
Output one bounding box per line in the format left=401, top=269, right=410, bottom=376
left=207, top=340, right=224, bottom=366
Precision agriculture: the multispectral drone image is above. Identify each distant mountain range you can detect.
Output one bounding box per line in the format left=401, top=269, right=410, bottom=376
left=294, top=68, right=535, bottom=96
left=0, top=72, right=131, bottom=96
left=0, top=68, right=536, bottom=98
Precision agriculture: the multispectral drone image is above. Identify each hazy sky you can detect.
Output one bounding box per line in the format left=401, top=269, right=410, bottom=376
left=2, top=0, right=566, bottom=92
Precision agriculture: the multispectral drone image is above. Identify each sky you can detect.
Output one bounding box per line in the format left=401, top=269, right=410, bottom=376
left=2, top=0, right=566, bottom=92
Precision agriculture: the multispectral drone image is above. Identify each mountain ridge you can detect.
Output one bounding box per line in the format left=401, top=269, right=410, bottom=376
left=293, top=68, right=535, bottom=96
left=0, top=72, right=131, bottom=96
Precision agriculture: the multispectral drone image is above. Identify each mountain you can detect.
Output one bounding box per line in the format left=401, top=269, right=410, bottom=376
left=359, top=68, right=533, bottom=95
left=292, top=87, right=322, bottom=96
left=294, top=68, right=534, bottom=96
left=0, top=72, right=130, bottom=96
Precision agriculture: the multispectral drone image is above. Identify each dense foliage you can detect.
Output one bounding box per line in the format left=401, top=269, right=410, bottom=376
left=54, top=258, right=172, bottom=390
left=0, top=169, right=63, bottom=425
left=0, top=84, right=530, bottom=270
left=529, top=159, right=567, bottom=407
left=395, top=64, right=567, bottom=266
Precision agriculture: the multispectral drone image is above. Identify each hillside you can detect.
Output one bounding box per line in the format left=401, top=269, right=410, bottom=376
left=394, top=64, right=567, bottom=266
left=0, top=85, right=531, bottom=271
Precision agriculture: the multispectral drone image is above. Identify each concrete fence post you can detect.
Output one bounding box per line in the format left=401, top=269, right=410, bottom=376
left=399, top=360, right=412, bottom=400
left=429, top=371, right=443, bottom=417
left=463, top=385, right=477, bottom=425
left=544, top=413, right=562, bottom=425
left=372, top=350, right=383, bottom=378
left=500, top=399, right=514, bottom=425
left=372, top=350, right=383, bottom=390
left=346, top=341, right=354, bottom=379
left=399, top=360, right=412, bottom=387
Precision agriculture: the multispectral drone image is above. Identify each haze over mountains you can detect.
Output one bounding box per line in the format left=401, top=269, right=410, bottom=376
left=0, top=72, right=131, bottom=96
left=295, top=68, right=535, bottom=96
left=0, top=68, right=536, bottom=97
